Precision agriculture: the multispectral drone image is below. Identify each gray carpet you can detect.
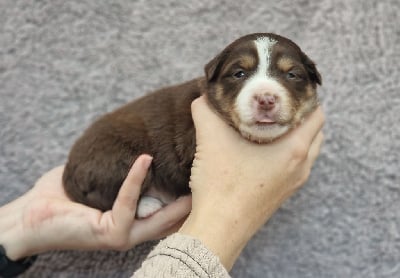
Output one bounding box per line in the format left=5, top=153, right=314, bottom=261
left=1, top=0, right=399, bottom=277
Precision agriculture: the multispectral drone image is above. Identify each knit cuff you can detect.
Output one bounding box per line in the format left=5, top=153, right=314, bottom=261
left=134, top=233, right=230, bottom=278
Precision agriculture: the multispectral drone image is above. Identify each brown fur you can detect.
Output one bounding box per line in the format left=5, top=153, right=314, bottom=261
left=63, top=33, right=321, bottom=211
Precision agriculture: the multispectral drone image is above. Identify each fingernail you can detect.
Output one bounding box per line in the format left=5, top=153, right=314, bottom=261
left=142, top=154, right=153, bottom=170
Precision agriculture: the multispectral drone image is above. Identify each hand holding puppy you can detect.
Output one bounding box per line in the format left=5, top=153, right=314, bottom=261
left=0, top=156, right=191, bottom=261
left=180, top=96, right=325, bottom=270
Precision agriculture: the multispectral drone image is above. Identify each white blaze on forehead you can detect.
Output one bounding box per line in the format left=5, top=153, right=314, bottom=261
left=254, top=36, right=277, bottom=76
left=234, top=36, right=294, bottom=142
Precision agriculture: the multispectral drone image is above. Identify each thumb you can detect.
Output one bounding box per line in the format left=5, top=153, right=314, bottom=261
left=111, top=155, right=152, bottom=230
left=191, top=96, right=237, bottom=142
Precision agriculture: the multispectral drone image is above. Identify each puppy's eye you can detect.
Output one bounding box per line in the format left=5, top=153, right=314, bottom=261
left=233, top=70, right=246, bottom=79
left=286, top=72, right=298, bottom=80
left=286, top=71, right=305, bottom=82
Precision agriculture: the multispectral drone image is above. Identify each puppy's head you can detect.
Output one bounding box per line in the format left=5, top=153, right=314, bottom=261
left=204, top=33, right=322, bottom=142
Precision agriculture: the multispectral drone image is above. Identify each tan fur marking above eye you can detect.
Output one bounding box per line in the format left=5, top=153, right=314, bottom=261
left=277, top=57, right=295, bottom=72
left=238, top=55, right=257, bottom=70
left=223, top=55, right=257, bottom=75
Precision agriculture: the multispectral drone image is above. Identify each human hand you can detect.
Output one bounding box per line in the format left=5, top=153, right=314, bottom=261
left=180, top=96, right=324, bottom=269
left=0, top=155, right=191, bottom=260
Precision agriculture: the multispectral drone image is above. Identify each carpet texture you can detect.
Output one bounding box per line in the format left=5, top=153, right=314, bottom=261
left=1, top=0, right=399, bottom=277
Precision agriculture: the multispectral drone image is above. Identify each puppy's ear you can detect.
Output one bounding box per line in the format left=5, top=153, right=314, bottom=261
left=204, top=51, right=227, bottom=82
left=302, top=53, right=322, bottom=86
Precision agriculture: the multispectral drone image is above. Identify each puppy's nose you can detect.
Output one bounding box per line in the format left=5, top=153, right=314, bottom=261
left=255, top=94, right=277, bottom=110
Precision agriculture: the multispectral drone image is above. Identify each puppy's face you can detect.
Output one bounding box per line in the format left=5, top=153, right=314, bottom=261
left=205, top=33, right=322, bottom=142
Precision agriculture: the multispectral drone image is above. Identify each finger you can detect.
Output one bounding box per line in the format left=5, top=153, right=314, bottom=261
left=191, top=96, right=228, bottom=135
left=130, top=195, right=192, bottom=244
left=33, top=165, right=65, bottom=192
left=190, top=96, right=208, bottom=123
left=293, top=106, right=325, bottom=148
left=307, top=131, right=324, bottom=165
left=296, top=131, right=324, bottom=188
left=111, top=155, right=153, bottom=230
left=191, top=96, right=240, bottom=144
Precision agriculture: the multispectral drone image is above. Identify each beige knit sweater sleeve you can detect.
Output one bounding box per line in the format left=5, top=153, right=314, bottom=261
left=132, top=233, right=231, bottom=278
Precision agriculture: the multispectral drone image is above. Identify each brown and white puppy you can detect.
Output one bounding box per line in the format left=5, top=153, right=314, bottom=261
left=63, top=33, right=321, bottom=218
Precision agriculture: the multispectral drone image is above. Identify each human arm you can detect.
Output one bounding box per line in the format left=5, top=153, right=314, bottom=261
left=0, top=155, right=191, bottom=262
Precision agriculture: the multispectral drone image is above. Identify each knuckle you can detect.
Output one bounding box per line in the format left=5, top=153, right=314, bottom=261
left=291, top=142, right=309, bottom=160
left=299, top=169, right=311, bottom=186
left=292, top=168, right=312, bottom=191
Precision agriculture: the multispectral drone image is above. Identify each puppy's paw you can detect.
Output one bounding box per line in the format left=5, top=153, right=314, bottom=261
left=136, top=196, right=164, bottom=219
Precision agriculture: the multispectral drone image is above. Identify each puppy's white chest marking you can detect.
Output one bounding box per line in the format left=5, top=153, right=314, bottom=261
left=136, top=187, right=177, bottom=218
left=136, top=196, right=164, bottom=218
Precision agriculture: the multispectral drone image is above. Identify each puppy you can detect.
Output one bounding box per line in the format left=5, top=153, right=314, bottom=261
left=63, top=33, right=322, bottom=218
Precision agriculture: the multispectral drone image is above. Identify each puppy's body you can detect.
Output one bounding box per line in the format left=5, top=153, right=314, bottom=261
left=63, top=33, right=322, bottom=216
left=63, top=79, right=201, bottom=211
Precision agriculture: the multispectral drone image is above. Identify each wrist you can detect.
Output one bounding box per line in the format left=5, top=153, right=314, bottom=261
left=179, top=209, right=252, bottom=270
